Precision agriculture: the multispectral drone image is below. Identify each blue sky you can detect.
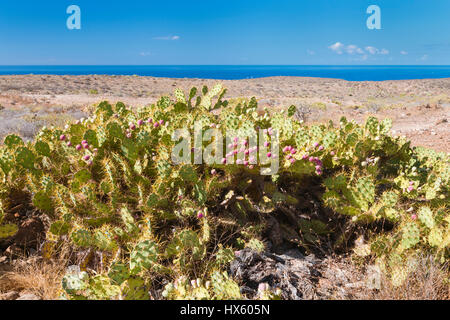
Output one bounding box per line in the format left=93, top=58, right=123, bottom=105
left=0, top=0, right=449, bottom=65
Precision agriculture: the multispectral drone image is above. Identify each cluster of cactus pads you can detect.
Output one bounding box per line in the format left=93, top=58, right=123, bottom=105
left=0, top=84, right=448, bottom=299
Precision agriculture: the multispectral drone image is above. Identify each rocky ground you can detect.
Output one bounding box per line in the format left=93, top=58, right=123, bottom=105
left=0, top=75, right=449, bottom=152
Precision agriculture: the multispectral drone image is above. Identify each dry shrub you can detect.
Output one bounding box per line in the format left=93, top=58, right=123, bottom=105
left=0, top=244, right=72, bottom=300
left=372, top=255, right=449, bottom=300
left=0, top=256, right=67, bottom=300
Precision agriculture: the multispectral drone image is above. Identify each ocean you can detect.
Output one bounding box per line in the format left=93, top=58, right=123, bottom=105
left=0, top=65, right=449, bottom=81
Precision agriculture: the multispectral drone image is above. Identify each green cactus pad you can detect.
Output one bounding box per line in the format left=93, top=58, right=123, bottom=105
left=0, top=223, right=19, bottom=239
left=130, top=240, right=159, bottom=274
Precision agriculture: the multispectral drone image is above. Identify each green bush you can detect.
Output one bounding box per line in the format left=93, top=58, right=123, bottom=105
left=0, top=84, right=448, bottom=299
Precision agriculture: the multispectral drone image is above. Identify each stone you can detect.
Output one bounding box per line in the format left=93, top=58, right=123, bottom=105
left=0, top=291, right=20, bottom=300
left=16, top=293, right=42, bottom=300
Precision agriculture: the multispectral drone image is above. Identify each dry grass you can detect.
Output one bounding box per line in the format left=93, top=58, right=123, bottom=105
left=0, top=244, right=72, bottom=300
left=0, top=257, right=67, bottom=300
left=371, top=255, right=449, bottom=300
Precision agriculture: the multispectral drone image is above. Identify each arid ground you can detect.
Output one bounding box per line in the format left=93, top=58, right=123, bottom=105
left=0, top=75, right=449, bottom=152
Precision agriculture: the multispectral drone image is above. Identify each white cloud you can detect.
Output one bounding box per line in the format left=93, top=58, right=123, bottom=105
left=153, top=35, right=180, bottom=41
left=365, top=46, right=378, bottom=54
left=328, top=42, right=345, bottom=54
left=400, top=50, right=408, bottom=55
left=419, top=54, right=429, bottom=61
left=307, top=49, right=315, bottom=55
left=345, top=45, right=364, bottom=54
left=139, top=52, right=151, bottom=56
left=329, top=43, right=390, bottom=59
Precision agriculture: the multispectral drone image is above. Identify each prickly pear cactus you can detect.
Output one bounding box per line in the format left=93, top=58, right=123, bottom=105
left=0, top=84, right=447, bottom=299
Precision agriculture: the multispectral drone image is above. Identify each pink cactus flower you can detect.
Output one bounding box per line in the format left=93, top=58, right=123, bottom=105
left=248, top=165, right=254, bottom=169
left=302, top=154, right=308, bottom=160
left=83, top=155, right=90, bottom=161
left=318, top=146, right=324, bottom=151
left=129, top=123, right=136, bottom=130
left=83, top=144, right=89, bottom=149
left=159, top=120, right=164, bottom=125
left=147, top=118, right=153, bottom=123
left=126, top=133, right=132, bottom=138
left=267, top=152, right=272, bottom=158
left=60, top=135, right=66, bottom=141
left=221, top=158, right=227, bottom=164
left=264, top=141, right=270, bottom=147
left=409, top=181, right=414, bottom=186
left=313, top=142, right=319, bottom=148
left=81, top=140, right=88, bottom=145
left=154, top=122, right=160, bottom=128
left=76, top=144, right=82, bottom=151
left=309, top=156, right=314, bottom=162
left=233, top=137, right=239, bottom=143
left=315, top=165, right=322, bottom=171
left=243, top=160, right=249, bottom=166
left=286, top=154, right=292, bottom=160
left=242, top=140, right=248, bottom=146
left=236, top=159, right=243, bottom=165
left=283, top=146, right=290, bottom=153
left=290, top=148, right=297, bottom=155
left=316, top=170, right=322, bottom=175
left=137, top=119, right=144, bottom=126
left=87, top=160, right=93, bottom=166
left=233, top=149, right=238, bottom=155
left=330, top=151, right=335, bottom=156
left=197, top=211, right=204, bottom=219
left=290, top=158, right=296, bottom=164
left=244, top=149, right=250, bottom=156
left=66, top=141, right=72, bottom=147
left=407, top=186, right=414, bottom=192
left=411, top=214, right=417, bottom=220
left=211, top=169, right=217, bottom=175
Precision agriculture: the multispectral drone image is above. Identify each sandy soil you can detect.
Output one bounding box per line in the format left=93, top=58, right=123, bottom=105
left=0, top=75, right=448, bottom=152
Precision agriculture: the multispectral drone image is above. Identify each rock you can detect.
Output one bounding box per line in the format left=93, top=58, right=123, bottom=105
left=230, top=248, right=372, bottom=300
left=14, top=217, right=45, bottom=247
left=16, top=293, right=42, bottom=300
left=230, top=248, right=318, bottom=300
left=0, top=291, right=20, bottom=300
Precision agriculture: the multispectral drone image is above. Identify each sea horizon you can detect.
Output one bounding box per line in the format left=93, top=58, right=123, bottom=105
left=0, top=65, right=450, bottom=81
